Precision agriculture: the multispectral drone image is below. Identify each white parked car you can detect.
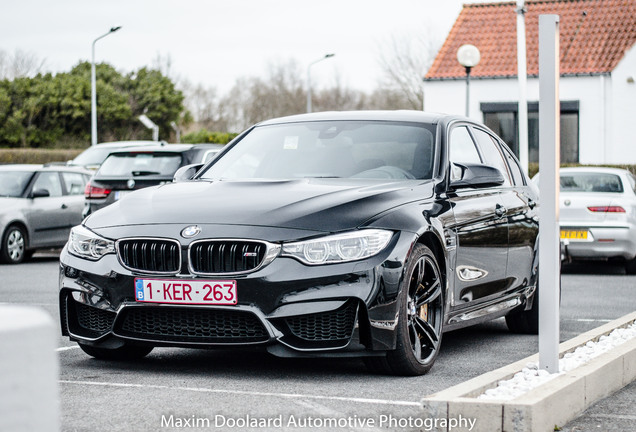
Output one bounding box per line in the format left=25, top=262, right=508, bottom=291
left=555, top=167, right=636, bottom=273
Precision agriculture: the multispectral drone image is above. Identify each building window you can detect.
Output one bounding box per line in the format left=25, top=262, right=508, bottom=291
left=481, top=101, right=579, bottom=163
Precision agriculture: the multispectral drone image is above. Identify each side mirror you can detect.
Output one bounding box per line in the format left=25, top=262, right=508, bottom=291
left=173, top=164, right=204, bottom=182
left=450, top=163, right=505, bottom=189
left=30, top=189, right=50, bottom=198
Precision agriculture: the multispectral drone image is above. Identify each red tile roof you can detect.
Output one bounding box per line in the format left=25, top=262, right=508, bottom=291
left=425, top=0, right=636, bottom=80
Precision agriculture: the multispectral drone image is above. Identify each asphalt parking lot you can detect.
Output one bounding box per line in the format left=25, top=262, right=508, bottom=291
left=1, top=253, right=635, bottom=431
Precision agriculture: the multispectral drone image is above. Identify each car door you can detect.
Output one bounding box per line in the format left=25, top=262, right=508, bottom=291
left=471, top=126, right=539, bottom=293
left=498, top=143, right=539, bottom=288
left=446, top=125, right=510, bottom=308
left=60, top=171, right=90, bottom=228
left=24, top=171, right=70, bottom=247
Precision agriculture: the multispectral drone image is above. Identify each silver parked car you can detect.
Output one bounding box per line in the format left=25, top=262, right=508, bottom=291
left=0, top=164, right=92, bottom=264
left=556, top=167, right=636, bottom=273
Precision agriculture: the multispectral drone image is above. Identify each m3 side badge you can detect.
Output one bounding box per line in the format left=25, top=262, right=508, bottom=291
left=181, top=225, right=201, bottom=238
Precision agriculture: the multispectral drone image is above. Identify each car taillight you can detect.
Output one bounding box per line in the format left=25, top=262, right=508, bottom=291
left=587, top=206, right=626, bottom=213
left=84, top=181, right=111, bottom=199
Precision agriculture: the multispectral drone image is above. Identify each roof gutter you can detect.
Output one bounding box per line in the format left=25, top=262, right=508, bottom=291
left=423, top=72, right=612, bottom=82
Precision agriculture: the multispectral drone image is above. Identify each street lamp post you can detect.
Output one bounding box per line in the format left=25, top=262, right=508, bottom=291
left=306, top=53, right=335, bottom=113
left=457, top=44, right=481, bottom=118
left=91, top=26, right=121, bottom=146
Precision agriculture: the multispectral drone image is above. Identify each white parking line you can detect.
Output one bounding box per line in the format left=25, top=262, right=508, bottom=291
left=56, top=346, right=80, bottom=352
left=564, top=318, right=613, bottom=323
left=59, top=380, right=421, bottom=407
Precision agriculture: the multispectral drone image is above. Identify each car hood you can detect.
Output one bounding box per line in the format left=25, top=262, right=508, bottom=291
left=85, top=178, right=434, bottom=232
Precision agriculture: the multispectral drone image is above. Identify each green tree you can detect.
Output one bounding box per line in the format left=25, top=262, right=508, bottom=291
left=124, top=67, right=185, bottom=141
left=0, top=62, right=188, bottom=148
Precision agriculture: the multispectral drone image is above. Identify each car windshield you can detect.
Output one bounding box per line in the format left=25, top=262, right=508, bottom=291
left=98, top=153, right=182, bottom=177
left=0, top=171, right=34, bottom=197
left=72, top=147, right=113, bottom=166
left=560, top=173, right=624, bottom=193
left=199, top=121, right=437, bottom=180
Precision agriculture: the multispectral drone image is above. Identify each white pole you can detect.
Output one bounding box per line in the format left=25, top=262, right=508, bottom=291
left=90, top=27, right=121, bottom=146
left=91, top=42, right=97, bottom=147
left=306, top=54, right=335, bottom=113
left=538, top=14, right=560, bottom=374
left=517, top=0, right=529, bottom=174
left=465, top=67, right=471, bottom=117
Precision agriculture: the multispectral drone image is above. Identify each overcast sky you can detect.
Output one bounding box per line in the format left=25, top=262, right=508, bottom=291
left=1, top=0, right=486, bottom=93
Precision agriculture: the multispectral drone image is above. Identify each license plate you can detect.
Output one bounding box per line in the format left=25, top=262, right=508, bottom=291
left=134, top=278, right=237, bottom=305
left=114, top=191, right=132, bottom=201
left=560, top=230, right=588, bottom=240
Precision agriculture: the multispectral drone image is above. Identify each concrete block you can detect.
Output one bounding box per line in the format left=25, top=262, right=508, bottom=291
left=449, top=398, right=501, bottom=432
left=619, top=337, right=636, bottom=385
left=579, top=352, right=625, bottom=408
left=0, top=305, right=59, bottom=432
left=421, top=396, right=448, bottom=431
left=420, top=313, right=636, bottom=432
left=504, top=373, right=586, bottom=432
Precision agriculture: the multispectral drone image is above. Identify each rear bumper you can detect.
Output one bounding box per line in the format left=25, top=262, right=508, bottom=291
left=562, top=226, right=636, bottom=260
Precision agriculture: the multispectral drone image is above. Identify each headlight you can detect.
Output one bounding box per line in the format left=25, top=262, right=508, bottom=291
left=282, top=229, right=393, bottom=265
left=68, top=225, right=115, bottom=260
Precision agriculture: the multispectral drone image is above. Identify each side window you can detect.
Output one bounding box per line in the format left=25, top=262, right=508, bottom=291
left=61, top=172, right=88, bottom=195
left=501, top=145, right=526, bottom=186
left=32, top=172, right=63, bottom=197
left=449, top=126, right=482, bottom=164
left=471, top=128, right=512, bottom=186
left=627, top=173, right=636, bottom=195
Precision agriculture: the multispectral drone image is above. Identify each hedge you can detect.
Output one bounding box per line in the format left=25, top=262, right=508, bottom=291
left=0, top=148, right=83, bottom=165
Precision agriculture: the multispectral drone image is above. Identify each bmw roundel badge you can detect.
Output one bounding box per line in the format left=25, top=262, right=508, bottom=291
left=181, top=225, right=201, bottom=238
left=127, top=179, right=136, bottom=189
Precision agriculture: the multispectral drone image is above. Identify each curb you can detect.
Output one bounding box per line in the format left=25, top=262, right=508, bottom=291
left=420, top=311, right=636, bottom=432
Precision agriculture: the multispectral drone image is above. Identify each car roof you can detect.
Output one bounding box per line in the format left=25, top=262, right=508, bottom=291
left=94, top=140, right=168, bottom=148
left=107, top=143, right=219, bottom=155
left=0, top=164, right=91, bottom=174
left=256, top=110, right=462, bottom=127
left=559, top=167, right=632, bottom=176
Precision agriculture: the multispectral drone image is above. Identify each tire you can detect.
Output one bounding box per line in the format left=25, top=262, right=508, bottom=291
left=625, top=258, right=636, bottom=275
left=365, top=244, right=444, bottom=376
left=506, top=287, right=539, bottom=334
left=78, top=343, right=153, bottom=360
left=1, top=225, right=27, bottom=264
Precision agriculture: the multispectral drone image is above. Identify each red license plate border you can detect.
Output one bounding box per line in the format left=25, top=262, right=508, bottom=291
left=134, top=277, right=238, bottom=305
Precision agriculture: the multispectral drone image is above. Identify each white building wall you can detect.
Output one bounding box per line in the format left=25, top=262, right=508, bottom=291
left=423, top=58, right=636, bottom=165
left=609, top=44, right=636, bottom=164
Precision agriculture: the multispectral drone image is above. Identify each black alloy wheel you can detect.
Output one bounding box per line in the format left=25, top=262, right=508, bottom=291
left=366, top=243, right=444, bottom=376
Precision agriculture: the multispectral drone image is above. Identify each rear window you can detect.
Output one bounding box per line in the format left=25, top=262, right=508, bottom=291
left=560, top=173, right=624, bottom=193
left=98, top=153, right=182, bottom=177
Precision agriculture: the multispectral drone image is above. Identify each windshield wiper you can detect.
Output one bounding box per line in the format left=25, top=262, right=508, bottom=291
left=131, top=171, right=161, bottom=176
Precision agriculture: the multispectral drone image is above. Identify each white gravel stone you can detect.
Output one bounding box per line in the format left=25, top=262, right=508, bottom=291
left=478, top=321, right=636, bottom=400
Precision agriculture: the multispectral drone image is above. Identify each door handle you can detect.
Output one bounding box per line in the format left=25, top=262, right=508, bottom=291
left=61, top=204, right=68, bottom=209
left=495, top=204, right=507, bottom=218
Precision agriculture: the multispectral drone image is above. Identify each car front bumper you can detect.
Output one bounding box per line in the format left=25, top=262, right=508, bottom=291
left=58, top=230, right=415, bottom=357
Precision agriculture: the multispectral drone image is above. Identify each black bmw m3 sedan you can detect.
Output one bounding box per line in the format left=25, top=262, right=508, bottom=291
left=59, top=111, right=539, bottom=375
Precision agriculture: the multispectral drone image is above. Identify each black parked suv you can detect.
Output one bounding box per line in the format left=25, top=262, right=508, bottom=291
left=83, top=143, right=223, bottom=217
